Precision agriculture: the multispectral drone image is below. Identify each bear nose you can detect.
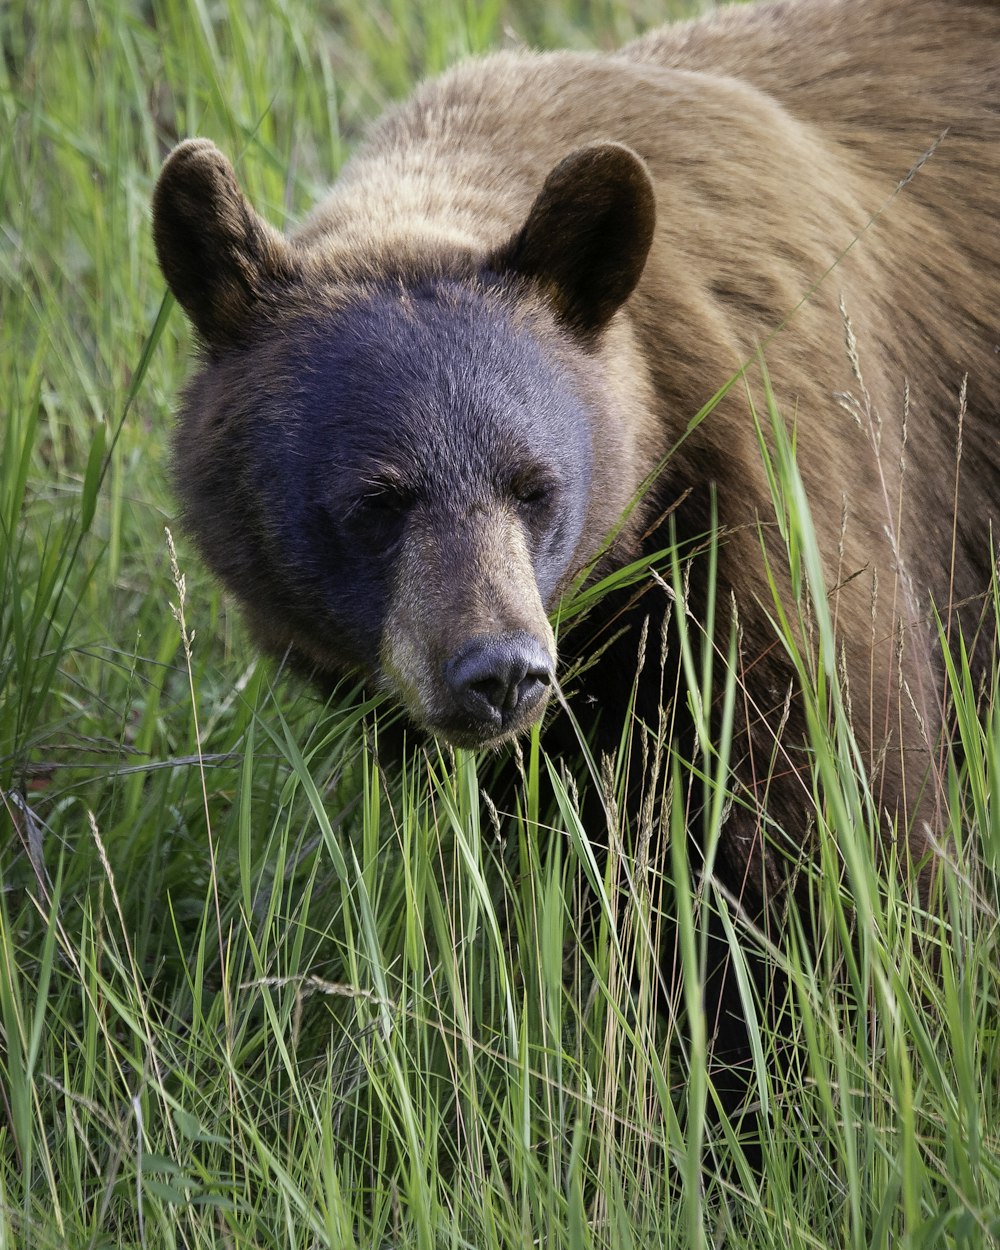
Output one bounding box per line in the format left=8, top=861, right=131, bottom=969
left=444, top=632, right=554, bottom=728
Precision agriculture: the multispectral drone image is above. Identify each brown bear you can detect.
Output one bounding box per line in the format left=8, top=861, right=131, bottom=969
left=153, top=0, right=999, bottom=1108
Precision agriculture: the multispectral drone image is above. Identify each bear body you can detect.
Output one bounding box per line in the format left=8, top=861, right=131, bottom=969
left=154, top=0, right=1000, bottom=911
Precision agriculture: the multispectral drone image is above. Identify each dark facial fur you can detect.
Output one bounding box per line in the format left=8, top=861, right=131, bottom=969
left=172, top=281, right=597, bottom=744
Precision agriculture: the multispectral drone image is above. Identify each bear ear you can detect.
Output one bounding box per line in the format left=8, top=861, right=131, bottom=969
left=152, top=139, right=300, bottom=351
left=490, top=142, right=656, bottom=340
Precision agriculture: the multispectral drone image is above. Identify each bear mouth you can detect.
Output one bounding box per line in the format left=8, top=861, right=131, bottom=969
left=424, top=689, right=552, bottom=750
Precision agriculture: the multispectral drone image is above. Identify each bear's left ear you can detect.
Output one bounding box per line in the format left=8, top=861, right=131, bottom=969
left=490, top=142, right=656, bottom=341
left=153, top=139, right=302, bottom=352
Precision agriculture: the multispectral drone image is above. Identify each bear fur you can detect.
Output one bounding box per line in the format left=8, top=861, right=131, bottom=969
left=154, top=0, right=999, bottom=932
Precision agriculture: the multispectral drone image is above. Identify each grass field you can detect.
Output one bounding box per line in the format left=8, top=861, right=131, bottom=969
left=3, top=0, right=1000, bottom=1246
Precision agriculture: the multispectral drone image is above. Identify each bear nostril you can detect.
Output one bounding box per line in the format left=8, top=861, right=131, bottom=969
left=468, top=675, right=508, bottom=709
left=445, top=632, right=553, bottom=728
left=511, top=671, right=549, bottom=712
left=468, top=668, right=548, bottom=714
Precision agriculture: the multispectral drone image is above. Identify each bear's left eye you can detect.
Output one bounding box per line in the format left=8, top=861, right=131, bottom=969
left=511, top=474, right=556, bottom=514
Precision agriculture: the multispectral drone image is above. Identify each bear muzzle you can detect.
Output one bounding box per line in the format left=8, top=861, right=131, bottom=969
left=379, top=508, right=560, bottom=747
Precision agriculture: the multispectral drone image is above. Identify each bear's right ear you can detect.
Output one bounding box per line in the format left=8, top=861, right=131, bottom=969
left=152, top=139, right=301, bottom=352
left=489, top=142, right=656, bottom=341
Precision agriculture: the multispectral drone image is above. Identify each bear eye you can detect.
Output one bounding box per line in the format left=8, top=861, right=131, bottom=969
left=357, top=472, right=417, bottom=514
left=343, top=479, right=414, bottom=550
left=511, top=474, right=556, bottom=513
left=363, top=486, right=411, bottom=516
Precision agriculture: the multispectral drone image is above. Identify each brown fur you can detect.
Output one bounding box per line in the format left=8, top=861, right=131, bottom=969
left=155, top=0, right=1000, bottom=905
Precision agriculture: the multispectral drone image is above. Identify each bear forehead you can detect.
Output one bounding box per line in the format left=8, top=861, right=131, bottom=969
left=294, top=282, right=559, bottom=395
left=278, top=281, right=592, bottom=470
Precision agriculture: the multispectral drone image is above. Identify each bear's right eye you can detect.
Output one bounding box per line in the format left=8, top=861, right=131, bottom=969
left=363, top=488, right=410, bottom=517
left=342, top=483, right=413, bottom=552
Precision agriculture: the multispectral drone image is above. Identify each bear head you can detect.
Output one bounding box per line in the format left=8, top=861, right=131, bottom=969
left=153, top=138, right=655, bottom=747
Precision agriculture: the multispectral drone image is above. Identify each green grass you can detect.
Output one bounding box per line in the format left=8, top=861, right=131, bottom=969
left=3, top=0, right=1000, bottom=1246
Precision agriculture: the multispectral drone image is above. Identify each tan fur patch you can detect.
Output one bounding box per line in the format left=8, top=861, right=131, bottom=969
left=381, top=506, right=555, bottom=740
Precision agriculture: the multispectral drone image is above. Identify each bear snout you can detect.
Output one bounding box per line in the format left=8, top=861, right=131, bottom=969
left=443, top=631, right=554, bottom=738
